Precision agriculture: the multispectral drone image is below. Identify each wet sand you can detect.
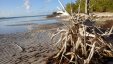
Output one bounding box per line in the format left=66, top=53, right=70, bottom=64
left=0, top=22, right=64, bottom=64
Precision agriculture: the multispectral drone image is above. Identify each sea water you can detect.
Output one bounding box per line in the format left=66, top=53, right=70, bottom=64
left=0, top=15, right=57, bottom=34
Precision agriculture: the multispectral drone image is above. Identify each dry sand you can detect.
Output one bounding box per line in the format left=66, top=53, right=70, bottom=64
left=0, top=22, right=64, bottom=64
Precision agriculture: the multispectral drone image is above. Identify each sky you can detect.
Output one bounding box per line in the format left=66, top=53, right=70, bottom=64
left=0, top=0, right=75, bottom=17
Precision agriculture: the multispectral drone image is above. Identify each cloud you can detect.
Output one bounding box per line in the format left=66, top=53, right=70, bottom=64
left=24, top=0, right=30, bottom=11
left=47, top=0, right=51, bottom=2
left=44, top=0, right=52, bottom=3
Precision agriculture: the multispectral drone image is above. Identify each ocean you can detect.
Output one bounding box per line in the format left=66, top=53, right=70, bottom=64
left=0, top=15, right=58, bottom=34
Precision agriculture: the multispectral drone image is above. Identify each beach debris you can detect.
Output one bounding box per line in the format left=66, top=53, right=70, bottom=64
left=46, top=0, right=113, bottom=63
left=46, top=15, right=113, bottom=64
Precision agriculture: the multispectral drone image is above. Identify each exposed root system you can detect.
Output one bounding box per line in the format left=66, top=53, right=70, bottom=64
left=46, top=17, right=113, bottom=64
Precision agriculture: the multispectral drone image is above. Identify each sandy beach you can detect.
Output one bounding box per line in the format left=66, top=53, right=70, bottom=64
left=0, top=22, right=64, bottom=64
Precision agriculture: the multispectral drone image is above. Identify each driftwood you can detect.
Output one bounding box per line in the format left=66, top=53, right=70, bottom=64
left=46, top=0, right=113, bottom=64
left=46, top=17, right=113, bottom=64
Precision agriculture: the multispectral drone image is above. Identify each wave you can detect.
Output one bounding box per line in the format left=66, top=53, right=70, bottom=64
left=0, top=15, right=48, bottom=20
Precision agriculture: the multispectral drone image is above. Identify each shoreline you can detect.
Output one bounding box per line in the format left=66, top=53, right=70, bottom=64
left=0, top=22, right=64, bottom=64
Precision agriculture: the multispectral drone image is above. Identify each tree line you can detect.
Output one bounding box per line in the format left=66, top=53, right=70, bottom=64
left=66, top=0, right=113, bottom=13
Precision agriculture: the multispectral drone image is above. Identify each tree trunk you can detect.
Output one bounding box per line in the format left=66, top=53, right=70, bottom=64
left=85, top=0, right=90, bottom=15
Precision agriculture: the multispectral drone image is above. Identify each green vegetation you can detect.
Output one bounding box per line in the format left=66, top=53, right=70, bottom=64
left=66, top=0, right=113, bottom=13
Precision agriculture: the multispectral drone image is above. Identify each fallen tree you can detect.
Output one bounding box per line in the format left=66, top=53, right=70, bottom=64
left=46, top=15, right=113, bottom=64
left=46, top=0, right=113, bottom=64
